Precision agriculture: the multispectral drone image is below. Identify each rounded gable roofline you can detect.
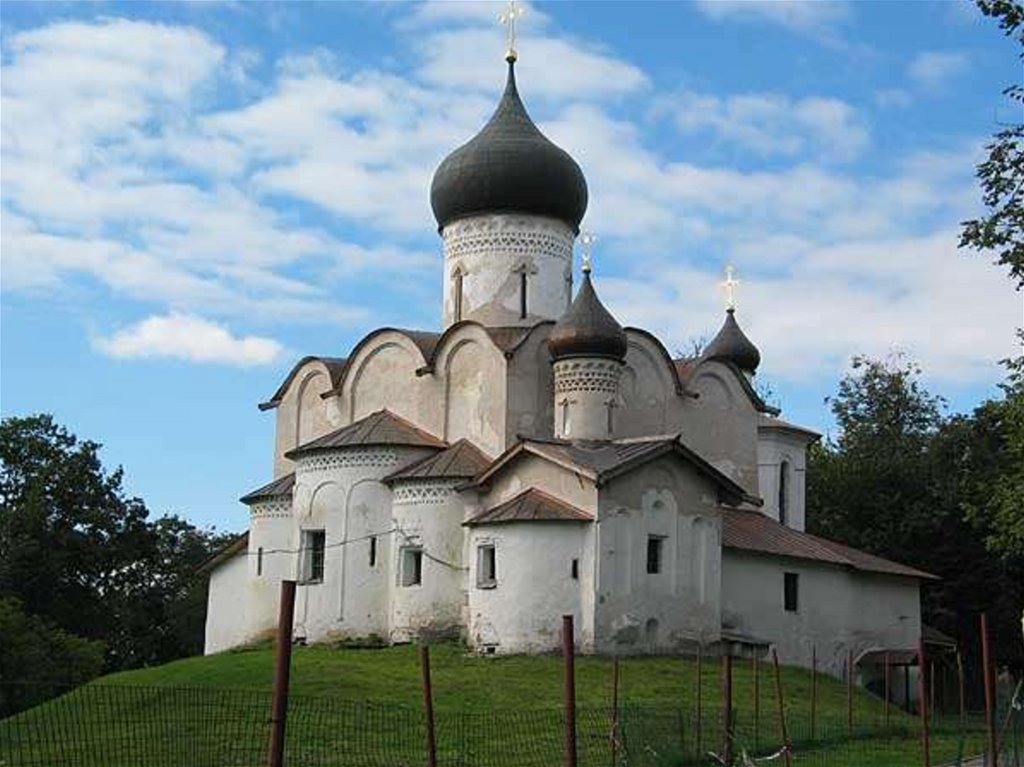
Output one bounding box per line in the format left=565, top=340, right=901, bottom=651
left=317, top=327, right=441, bottom=400
left=259, top=355, right=348, bottom=411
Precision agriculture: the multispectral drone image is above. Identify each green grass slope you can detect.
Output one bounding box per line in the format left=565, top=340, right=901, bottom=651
left=1, top=643, right=984, bottom=767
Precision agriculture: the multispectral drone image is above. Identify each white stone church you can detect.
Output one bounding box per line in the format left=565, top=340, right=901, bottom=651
left=204, top=52, right=934, bottom=680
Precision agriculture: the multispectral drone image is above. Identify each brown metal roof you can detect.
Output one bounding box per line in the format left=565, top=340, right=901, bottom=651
left=285, top=410, right=445, bottom=459
left=464, top=488, right=593, bottom=526
left=239, top=472, right=295, bottom=505
left=197, top=532, right=249, bottom=575
left=722, top=508, right=936, bottom=580
left=259, top=356, right=348, bottom=411
left=384, top=439, right=492, bottom=483
left=757, top=413, right=822, bottom=441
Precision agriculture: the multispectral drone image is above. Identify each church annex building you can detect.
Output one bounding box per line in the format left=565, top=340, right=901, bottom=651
left=203, top=50, right=935, bottom=683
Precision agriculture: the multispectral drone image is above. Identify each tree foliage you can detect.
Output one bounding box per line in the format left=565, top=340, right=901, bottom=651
left=960, top=0, right=1024, bottom=288
left=808, top=356, right=1024, bottom=669
left=0, top=414, right=232, bottom=672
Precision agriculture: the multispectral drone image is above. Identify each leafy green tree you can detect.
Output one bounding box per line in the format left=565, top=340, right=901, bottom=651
left=960, top=0, right=1024, bottom=288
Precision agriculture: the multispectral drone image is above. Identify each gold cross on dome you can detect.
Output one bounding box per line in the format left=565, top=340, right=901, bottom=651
left=580, top=230, right=597, bottom=274
left=720, top=264, right=740, bottom=311
left=499, top=0, right=524, bottom=62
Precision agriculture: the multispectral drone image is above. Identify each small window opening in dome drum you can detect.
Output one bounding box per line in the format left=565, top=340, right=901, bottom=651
left=519, top=271, right=528, bottom=319
left=571, top=558, right=579, bottom=580
left=369, top=535, right=377, bottom=568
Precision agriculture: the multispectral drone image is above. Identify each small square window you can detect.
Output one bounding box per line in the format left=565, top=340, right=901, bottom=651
left=646, top=536, right=664, bottom=574
left=401, top=547, right=423, bottom=587
left=571, top=558, right=579, bottom=580
left=477, top=544, right=496, bottom=588
left=784, top=572, right=799, bottom=612
left=302, top=530, right=326, bottom=583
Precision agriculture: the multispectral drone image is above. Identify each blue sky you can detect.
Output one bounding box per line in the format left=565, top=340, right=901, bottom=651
left=2, top=1, right=1021, bottom=533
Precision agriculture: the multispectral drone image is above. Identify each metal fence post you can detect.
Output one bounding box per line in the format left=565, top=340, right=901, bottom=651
left=884, top=652, right=891, bottom=730
left=918, top=640, right=931, bottom=767
left=721, top=653, right=733, bottom=766
left=848, top=648, right=855, bottom=738
left=696, top=643, right=703, bottom=759
left=811, top=645, right=817, bottom=741
left=610, top=656, right=620, bottom=767
left=771, top=649, right=792, bottom=767
left=753, top=653, right=760, bottom=751
left=563, top=615, right=577, bottom=767
left=982, top=612, right=999, bottom=767
left=420, top=645, right=438, bottom=767
left=267, top=580, right=296, bottom=767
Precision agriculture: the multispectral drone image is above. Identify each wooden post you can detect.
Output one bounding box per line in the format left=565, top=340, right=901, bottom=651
left=918, top=640, right=931, bottom=767
left=721, top=654, right=733, bottom=766
left=267, top=580, right=296, bottom=767
left=420, top=645, right=438, bottom=767
left=884, top=652, right=891, bottom=730
left=753, top=653, right=760, bottom=751
left=982, top=613, right=998, bottom=767
left=929, top=661, right=936, bottom=718
left=563, top=615, right=577, bottom=767
left=847, top=648, right=855, bottom=737
left=771, top=649, right=792, bottom=767
left=610, top=656, right=620, bottom=767
left=696, top=643, right=703, bottom=759
left=956, top=650, right=966, bottom=728
left=905, top=664, right=911, bottom=714
left=810, top=645, right=817, bottom=741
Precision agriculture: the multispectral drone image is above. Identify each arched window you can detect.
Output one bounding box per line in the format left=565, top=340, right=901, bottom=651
left=779, top=460, right=790, bottom=526
left=452, top=266, right=464, bottom=322
left=519, top=271, right=528, bottom=319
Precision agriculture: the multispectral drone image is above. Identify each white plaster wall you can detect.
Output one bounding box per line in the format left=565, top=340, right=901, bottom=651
left=290, top=445, right=436, bottom=643
left=721, top=550, right=921, bottom=678
left=345, top=339, right=426, bottom=425
left=205, top=552, right=251, bottom=654
left=273, top=361, right=343, bottom=478
left=441, top=213, right=573, bottom=328
left=757, top=430, right=808, bottom=531
left=505, top=323, right=556, bottom=443
left=246, top=500, right=294, bottom=640
left=482, top=453, right=598, bottom=513
left=389, top=480, right=468, bottom=642
left=467, top=522, right=593, bottom=653
left=594, top=457, right=723, bottom=653
left=436, top=328, right=507, bottom=458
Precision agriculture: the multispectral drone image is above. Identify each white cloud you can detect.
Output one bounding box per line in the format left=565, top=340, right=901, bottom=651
left=693, top=0, right=850, bottom=36
left=94, top=314, right=284, bottom=366
left=908, top=51, right=969, bottom=89
left=669, top=91, right=869, bottom=160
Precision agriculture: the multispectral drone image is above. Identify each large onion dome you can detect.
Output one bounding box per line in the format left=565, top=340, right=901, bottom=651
left=548, top=273, right=627, bottom=361
left=430, top=60, right=588, bottom=233
left=703, top=309, right=761, bottom=374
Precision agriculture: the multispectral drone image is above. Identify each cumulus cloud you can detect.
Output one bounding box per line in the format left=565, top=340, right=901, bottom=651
left=94, top=314, right=284, bottom=366
left=908, top=51, right=969, bottom=89
left=669, top=91, right=869, bottom=161
left=693, top=0, right=851, bottom=37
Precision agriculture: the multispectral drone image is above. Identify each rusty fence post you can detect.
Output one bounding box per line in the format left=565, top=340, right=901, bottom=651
left=267, top=580, right=296, bottom=767
left=696, top=643, right=703, bottom=759
left=563, top=615, right=577, bottom=767
left=982, top=613, right=999, bottom=767
left=918, top=640, right=931, bottom=767
left=753, top=653, right=760, bottom=751
left=420, top=645, right=438, bottom=767
left=956, top=650, right=966, bottom=728
left=810, top=645, right=817, bottom=741
left=884, top=652, right=891, bottom=730
left=721, top=654, right=734, bottom=766
left=610, top=656, right=620, bottom=767
left=771, top=649, right=792, bottom=767
left=848, top=648, right=855, bottom=738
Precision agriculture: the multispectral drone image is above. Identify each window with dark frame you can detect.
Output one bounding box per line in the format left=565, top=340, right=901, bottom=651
left=369, top=535, right=377, bottom=568
left=646, top=536, right=664, bottom=574
left=784, top=572, right=799, bottom=612
left=401, top=547, right=423, bottom=587
left=257, top=547, right=264, bottom=577
left=303, top=530, right=326, bottom=583
left=477, top=544, right=496, bottom=588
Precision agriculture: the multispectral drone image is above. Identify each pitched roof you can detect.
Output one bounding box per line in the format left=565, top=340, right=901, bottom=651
left=757, top=413, right=822, bottom=441
left=285, top=410, right=445, bottom=459
left=468, top=435, right=758, bottom=506
left=384, top=439, right=492, bottom=483
left=721, top=508, right=936, bottom=580
left=197, top=532, right=249, bottom=575
left=239, top=472, right=295, bottom=505
left=464, top=488, right=593, bottom=526
left=259, top=356, right=348, bottom=411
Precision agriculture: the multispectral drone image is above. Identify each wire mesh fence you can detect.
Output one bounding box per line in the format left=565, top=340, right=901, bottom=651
left=1, top=680, right=1013, bottom=767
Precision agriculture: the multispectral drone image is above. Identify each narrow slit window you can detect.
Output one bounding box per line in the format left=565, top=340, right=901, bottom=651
left=784, top=572, right=799, bottom=612
left=519, top=271, right=528, bottom=319
left=571, top=558, right=579, bottom=580
left=646, top=536, right=664, bottom=575
left=401, top=547, right=423, bottom=587
left=369, top=535, right=377, bottom=568
left=453, top=269, right=464, bottom=323
left=779, top=461, right=790, bottom=527
left=302, top=530, right=326, bottom=583
left=477, top=544, right=496, bottom=588
left=257, top=547, right=264, bottom=577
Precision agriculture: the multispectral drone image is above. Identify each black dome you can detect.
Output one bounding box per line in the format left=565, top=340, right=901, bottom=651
left=704, top=309, right=761, bottom=373
left=430, top=61, right=588, bottom=233
left=548, top=273, right=627, bottom=361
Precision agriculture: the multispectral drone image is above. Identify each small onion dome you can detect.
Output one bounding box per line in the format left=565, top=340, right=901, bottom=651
left=548, top=273, right=627, bottom=361
left=704, top=309, right=761, bottom=374
left=430, top=60, right=588, bottom=233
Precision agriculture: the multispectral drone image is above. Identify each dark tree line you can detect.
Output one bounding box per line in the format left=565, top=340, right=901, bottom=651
left=0, top=414, right=233, bottom=682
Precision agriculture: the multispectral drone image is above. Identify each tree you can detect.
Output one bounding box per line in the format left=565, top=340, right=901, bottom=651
left=960, top=0, right=1024, bottom=288
left=0, top=414, right=231, bottom=671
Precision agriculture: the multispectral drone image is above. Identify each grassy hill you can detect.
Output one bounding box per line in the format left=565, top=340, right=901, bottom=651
left=1, top=642, right=984, bottom=767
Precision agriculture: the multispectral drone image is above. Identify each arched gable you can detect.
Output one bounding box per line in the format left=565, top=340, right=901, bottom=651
left=342, top=333, right=428, bottom=424
left=271, top=358, right=343, bottom=478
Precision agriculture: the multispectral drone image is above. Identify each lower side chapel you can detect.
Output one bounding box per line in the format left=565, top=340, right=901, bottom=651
left=203, top=51, right=935, bottom=686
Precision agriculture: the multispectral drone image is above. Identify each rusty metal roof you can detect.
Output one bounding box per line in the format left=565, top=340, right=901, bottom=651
left=721, top=508, right=936, bottom=580
left=239, top=472, right=295, bottom=505
left=384, top=439, right=492, bottom=483
left=285, top=410, right=445, bottom=459
left=464, top=488, right=593, bottom=526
